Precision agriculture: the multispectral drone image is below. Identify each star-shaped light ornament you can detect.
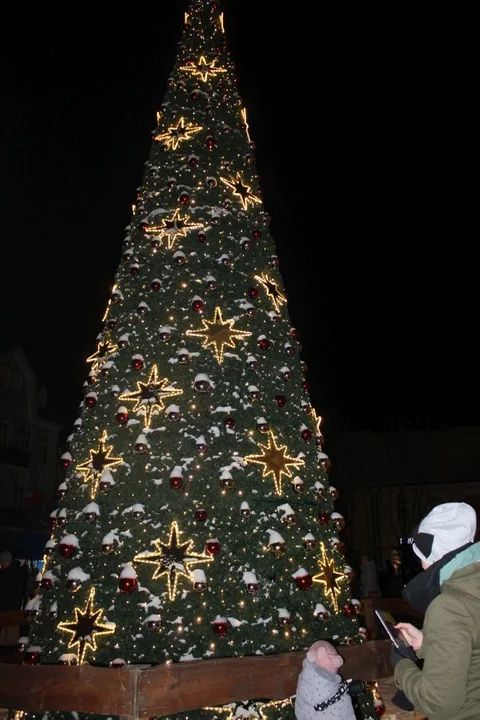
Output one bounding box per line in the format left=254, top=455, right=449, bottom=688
left=313, top=543, right=344, bottom=612
left=220, top=173, right=262, bottom=210
left=244, top=431, right=304, bottom=496
left=186, top=306, right=252, bottom=364
left=204, top=698, right=294, bottom=719
left=57, top=588, right=115, bottom=664
left=76, top=431, right=122, bottom=498
left=119, top=365, right=183, bottom=427
left=180, top=55, right=227, bottom=83
left=311, top=407, right=323, bottom=440
left=254, top=273, right=287, bottom=313
left=86, top=336, right=118, bottom=376
left=154, top=117, right=202, bottom=150
left=134, top=521, right=213, bottom=601
left=142, top=209, right=203, bottom=250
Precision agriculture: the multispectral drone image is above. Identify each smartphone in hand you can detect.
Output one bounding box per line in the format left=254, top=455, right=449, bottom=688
left=375, top=610, right=411, bottom=652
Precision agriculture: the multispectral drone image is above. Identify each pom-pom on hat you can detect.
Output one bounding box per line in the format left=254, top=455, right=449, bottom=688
left=412, top=502, right=477, bottom=565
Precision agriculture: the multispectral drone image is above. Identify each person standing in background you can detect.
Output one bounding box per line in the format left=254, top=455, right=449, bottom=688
left=359, top=553, right=381, bottom=598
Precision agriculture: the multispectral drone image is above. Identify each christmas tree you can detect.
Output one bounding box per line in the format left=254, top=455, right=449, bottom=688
left=20, top=1, right=380, bottom=718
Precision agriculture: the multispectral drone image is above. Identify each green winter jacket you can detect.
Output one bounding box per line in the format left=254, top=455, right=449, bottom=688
left=394, top=543, right=480, bottom=719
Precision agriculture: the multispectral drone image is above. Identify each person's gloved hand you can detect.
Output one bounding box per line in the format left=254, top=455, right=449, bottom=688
left=391, top=689, right=414, bottom=711
left=390, top=642, right=418, bottom=668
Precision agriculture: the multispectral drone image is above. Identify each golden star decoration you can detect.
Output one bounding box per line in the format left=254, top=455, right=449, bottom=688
left=57, top=587, right=115, bottom=664
left=313, top=543, right=344, bottom=612
left=254, top=273, right=287, bottom=313
left=86, top=336, right=118, bottom=376
left=311, top=407, right=323, bottom=437
left=186, top=306, right=252, bottom=364
left=119, top=365, right=183, bottom=427
left=244, top=431, right=304, bottom=496
left=204, top=698, right=294, bottom=719
left=76, top=430, right=123, bottom=499
left=154, top=116, right=202, bottom=150
left=220, top=172, right=262, bottom=210
left=142, top=209, right=203, bottom=250
left=134, top=520, right=213, bottom=601
left=180, top=55, right=227, bottom=83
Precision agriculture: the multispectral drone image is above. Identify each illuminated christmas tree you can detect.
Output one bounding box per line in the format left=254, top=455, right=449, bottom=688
left=21, top=1, right=379, bottom=718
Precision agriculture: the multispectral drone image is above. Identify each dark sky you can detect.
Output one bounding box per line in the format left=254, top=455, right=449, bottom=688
left=0, top=6, right=476, bottom=435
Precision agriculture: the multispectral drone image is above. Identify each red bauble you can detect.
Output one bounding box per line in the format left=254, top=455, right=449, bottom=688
left=242, top=238, right=252, bottom=250
left=179, top=192, right=191, bottom=205
left=140, top=222, right=149, bottom=233
left=301, top=428, right=312, bottom=441
left=205, top=136, right=216, bottom=149
left=61, top=457, right=71, bottom=470
left=195, top=508, right=207, bottom=522
left=41, top=577, right=53, bottom=590
left=130, top=264, right=140, bottom=275
left=302, top=381, right=311, bottom=392
left=189, top=155, right=199, bottom=167
left=223, top=416, right=236, bottom=430
left=131, top=357, right=144, bottom=370
left=318, top=512, right=330, bottom=525
left=190, top=90, right=199, bottom=101
left=343, top=603, right=357, bottom=618
left=275, top=395, right=287, bottom=407
left=295, top=573, right=313, bottom=591
left=258, top=337, right=270, bottom=351
left=59, top=543, right=77, bottom=559
left=151, top=279, right=161, bottom=291
left=197, top=231, right=207, bottom=243
left=247, top=287, right=259, bottom=299
left=192, top=299, right=204, bottom=313
left=116, top=411, right=128, bottom=425
left=119, top=577, right=138, bottom=594
left=374, top=702, right=386, bottom=716
left=170, top=476, right=183, bottom=490
left=212, top=618, right=228, bottom=636
left=85, top=395, right=97, bottom=408
left=290, top=327, right=300, bottom=341
left=24, top=650, right=40, bottom=665
left=206, top=539, right=221, bottom=556
left=251, top=227, right=262, bottom=240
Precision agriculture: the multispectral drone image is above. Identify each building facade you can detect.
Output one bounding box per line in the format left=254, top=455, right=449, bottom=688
left=0, top=347, right=62, bottom=557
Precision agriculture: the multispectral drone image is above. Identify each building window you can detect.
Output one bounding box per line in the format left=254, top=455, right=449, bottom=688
left=0, top=421, right=9, bottom=447
left=41, top=434, right=49, bottom=464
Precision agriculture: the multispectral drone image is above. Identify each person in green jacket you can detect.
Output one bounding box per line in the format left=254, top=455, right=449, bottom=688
left=391, top=501, right=480, bottom=719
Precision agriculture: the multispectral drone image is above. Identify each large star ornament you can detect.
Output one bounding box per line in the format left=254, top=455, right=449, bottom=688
left=244, top=431, right=304, bottom=496
left=142, top=209, right=203, bottom=250
left=57, top=588, right=115, bottom=664
left=313, top=543, right=344, bottom=612
left=76, top=431, right=122, bottom=498
left=186, top=306, right=252, bottom=364
left=220, top=173, right=262, bottom=210
left=254, top=273, right=287, bottom=313
left=134, top=521, right=213, bottom=600
left=154, top=117, right=202, bottom=150
left=119, top=365, right=183, bottom=427
left=180, top=55, right=227, bottom=83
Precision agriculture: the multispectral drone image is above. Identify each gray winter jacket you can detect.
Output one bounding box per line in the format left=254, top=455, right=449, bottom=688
left=294, top=658, right=356, bottom=719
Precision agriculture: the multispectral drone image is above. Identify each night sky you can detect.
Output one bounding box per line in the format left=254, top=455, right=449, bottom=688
left=0, top=5, right=476, bottom=437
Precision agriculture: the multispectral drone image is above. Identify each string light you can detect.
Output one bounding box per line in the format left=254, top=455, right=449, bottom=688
left=313, top=543, right=344, bottom=612
left=254, top=273, right=287, bottom=312
left=154, top=117, right=202, bottom=150
left=186, top=306, right=252, bottom=363
left=119, top=365, right=183, bottom=427
left=57, top=587, right=115, bottom=664
left=180, top=55, right=227, bottom=83
left=220, top=172, right=262, bottom=210
left=76, top=430, right=122, bottom=499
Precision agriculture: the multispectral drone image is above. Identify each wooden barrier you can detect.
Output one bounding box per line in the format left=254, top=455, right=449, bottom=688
left=0, top=640, right=392, bottom=718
